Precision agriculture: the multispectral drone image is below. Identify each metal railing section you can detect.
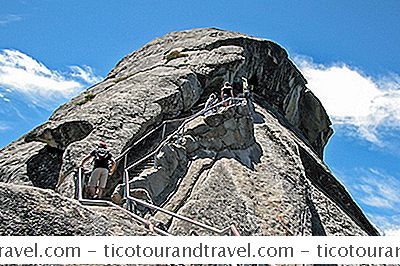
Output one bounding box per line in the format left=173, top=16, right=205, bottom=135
left=77, top=167, right=171, bottom=236
left=115, top=116, right=187, bottom=162
left=77, top=97, right=245, bottom=236
left=123, top=97, right=244, bottom=236
left=115, top=100, right=227, bottom=177
left=124, top=169, right=240, bottom=236
left=125, top=97, right=245, bottom=173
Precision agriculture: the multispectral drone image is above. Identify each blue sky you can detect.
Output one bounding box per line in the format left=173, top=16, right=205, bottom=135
left=1, top=0, right=399, bottom=235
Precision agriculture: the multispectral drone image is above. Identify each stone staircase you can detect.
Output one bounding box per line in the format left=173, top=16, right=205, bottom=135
left=77, top=97, right=244, bottom=236
left=128, top=156, right=155, bottom=178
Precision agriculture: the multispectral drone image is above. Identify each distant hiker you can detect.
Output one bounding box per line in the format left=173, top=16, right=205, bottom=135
left=81, top=141, right=116, bottom=199
left=220, top=82, right=234, bottom=107
left=242, top=77, right=255, bottom=114
left=241, top=77, right=250, bottom=99
left=203, top=93, right=218, bottom=115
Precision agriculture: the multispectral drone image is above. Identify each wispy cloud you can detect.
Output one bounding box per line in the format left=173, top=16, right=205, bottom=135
left=338, top=168, right=400, bottom=235
left=69, top=65, right=102, bottom=84
left=293, top=55, right=400, bottom=146
left=384, top=228, right=400, bottom=236
left=0, top=122, right=10, bottom=131
left=0, top=92, right=10, bottom=103
left=0, top=14, right=22, bottom=26
left=359, top=196, right=393, bottom=209
left=0, top=49, right=102, bottom=108
left=352, top=168, right=400, bottom=210
left=367, top=214, right=400, bottom=236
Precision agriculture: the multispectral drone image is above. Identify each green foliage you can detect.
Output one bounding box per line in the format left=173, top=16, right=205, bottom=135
left=165, top=50, right=188, bottom=62
left=75, top=93, right=96, bottom=106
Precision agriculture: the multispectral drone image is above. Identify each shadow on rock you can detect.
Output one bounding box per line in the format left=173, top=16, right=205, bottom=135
left=26, top=146, right=64, bottom=189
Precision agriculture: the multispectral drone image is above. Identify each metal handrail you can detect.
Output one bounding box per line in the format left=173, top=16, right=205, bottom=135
left=125, top=97, right=244, bottom=172
left=115, top=116, right=187, bottom=162
left=115, top=100, right=230, bottom=174
left=123, top=97, right=244, bottom=236
left=76, top=97, right=244, bottom=236
left=76, top=167, right=171, bottom=236
left=124, top=169, right=240, bottom=236
left=77, top=167, right=83, bottom=201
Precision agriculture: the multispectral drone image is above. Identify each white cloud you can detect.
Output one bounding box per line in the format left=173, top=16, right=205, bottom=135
left=69, top=65, right=102, bottom=84
left=338, top=168, right=400, bottom=235
left=0, top=49, right=80, bottom=97
left=352, top=168, right=400, bottom=210
left=0, top=122, right=10, bottom=131
left=359, top=196, right=393, bottom=209
left=293, top=55, right=400, bottom=145
left=343, top=168, right=400, bottom=235
left=0, top=49, right=102, bottom=108
left=384, top=228, right=400, bottom=236
left=0, top=14, right=22, bottom=26
left=367, top=214, right=400, bottom=236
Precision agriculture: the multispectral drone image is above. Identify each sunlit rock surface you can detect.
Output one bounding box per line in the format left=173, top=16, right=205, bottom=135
left=0, top=28, right=377, bottom=236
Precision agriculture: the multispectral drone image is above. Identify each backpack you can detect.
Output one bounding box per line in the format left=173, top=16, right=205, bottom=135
left=92, top=148, right=111, bottom=169
left=95, top=148, right=109, bottom=161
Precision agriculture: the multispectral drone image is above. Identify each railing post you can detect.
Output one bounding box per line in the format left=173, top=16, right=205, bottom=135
left=124, top=169, right=135, bottom=211
left=123, top=154, right=128, bottom=208
left=230, top=224, right=241, bottom=236
left=124, top=153, right=128, bottom=169
left=161, top=123, right=166, bottom=139
left=153, top=153, right=157, bottom=168
left=77, top=167, right=83, bottom=201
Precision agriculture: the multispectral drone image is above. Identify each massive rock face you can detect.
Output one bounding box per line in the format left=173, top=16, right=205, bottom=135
left=159, top=103, right=377, bottom=236
left=129, top=102, right=257, bottom=205
left=0, top=28, right=377, bottom=236
left=0, top=183, right=153, bottom=235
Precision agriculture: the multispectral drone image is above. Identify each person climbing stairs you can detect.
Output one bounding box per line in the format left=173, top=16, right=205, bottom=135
left=76, top=96, right=245, bottom=236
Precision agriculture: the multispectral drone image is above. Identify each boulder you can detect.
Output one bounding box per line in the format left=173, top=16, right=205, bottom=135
left=0, top=182, right=151, bottom=236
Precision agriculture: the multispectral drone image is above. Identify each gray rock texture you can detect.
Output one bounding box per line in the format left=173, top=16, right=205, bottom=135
left=160, top=103, right=377, bottom=236
left=0, top=182, right=153, bottom=235
left=0, top=28, right=377, bottom=236
left=128, top=102, right=255, bottom=205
